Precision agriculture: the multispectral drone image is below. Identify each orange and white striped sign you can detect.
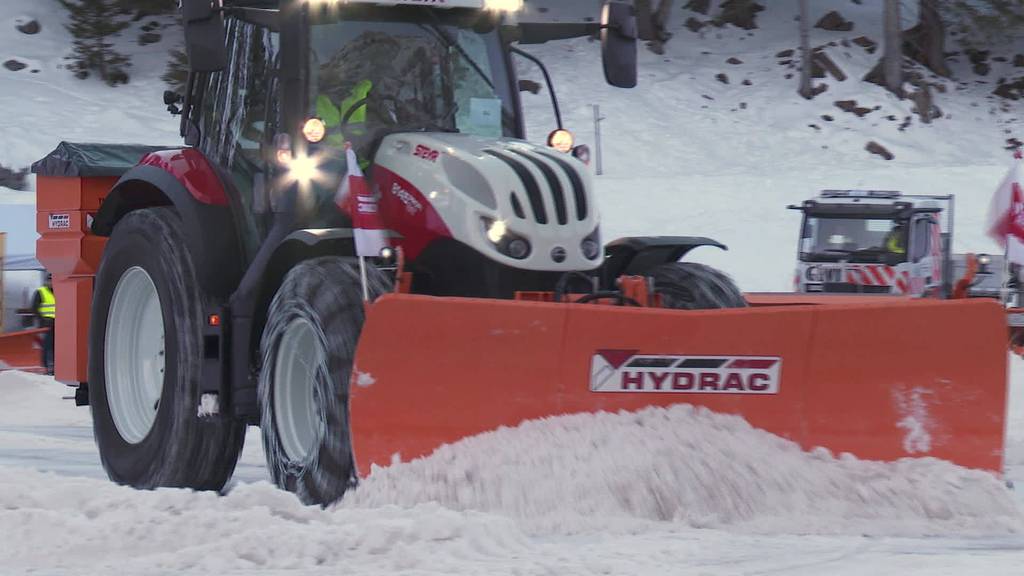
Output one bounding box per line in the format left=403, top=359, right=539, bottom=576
left=844, top=264, right=912, bottom=294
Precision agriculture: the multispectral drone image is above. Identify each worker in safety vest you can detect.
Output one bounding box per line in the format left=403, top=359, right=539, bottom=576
left=884, top=222, right=906, bottom=255
left=315, top=79, right=373, bottom=167
left=32, top=273, right=55, bottom=375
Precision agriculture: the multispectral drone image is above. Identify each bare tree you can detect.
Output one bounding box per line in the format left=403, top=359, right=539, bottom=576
left=903, top=0, right=950, bottom=77
left=636, top=0, right=656, bottom=41
left=882, top=0, right=903, bottom=96
left=636, top=0, right=675, bottom=54
left=798, top=0, right=812, bottom=98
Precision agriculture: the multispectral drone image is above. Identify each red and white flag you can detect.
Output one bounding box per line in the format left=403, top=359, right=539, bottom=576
left=986, top=151, right=1024, bottom=266
left=336, top=145, right=388, bottom=257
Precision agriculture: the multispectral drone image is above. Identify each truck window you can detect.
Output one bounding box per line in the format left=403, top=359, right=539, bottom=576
left=912, top=219, right=931, bottom=262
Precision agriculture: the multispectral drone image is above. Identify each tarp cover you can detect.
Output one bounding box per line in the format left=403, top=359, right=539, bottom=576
left=30, top=142, right=177, bottom=177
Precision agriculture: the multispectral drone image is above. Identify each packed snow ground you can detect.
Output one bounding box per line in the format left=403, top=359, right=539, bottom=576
left=1, top=366, right=1023, bottom=576
left=4, top=0, right=1024, bottom=574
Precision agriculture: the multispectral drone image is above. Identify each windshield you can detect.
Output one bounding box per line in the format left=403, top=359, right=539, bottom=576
left=801, top=216, right=908, bottom=263
left=308, top=7, right=517, bottom=159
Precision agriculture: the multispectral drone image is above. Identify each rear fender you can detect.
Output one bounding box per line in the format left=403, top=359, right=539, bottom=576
left=601, top=236, right=727, bottom=286
left=92, top=163, right=244, bottom=299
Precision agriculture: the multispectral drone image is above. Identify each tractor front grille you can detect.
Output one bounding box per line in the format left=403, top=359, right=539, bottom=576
left=484, top=147, right=587, bottom=225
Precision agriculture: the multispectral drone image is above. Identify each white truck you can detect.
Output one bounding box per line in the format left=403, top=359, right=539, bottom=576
left=789, top=190, right=1013, bottom=301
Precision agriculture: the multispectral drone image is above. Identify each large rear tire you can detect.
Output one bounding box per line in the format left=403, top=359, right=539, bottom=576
left=649, top=262, right=747, bottom=309
left=89, top=208, right=244, bottom=490
left=259, top=256, right=390, bottom=506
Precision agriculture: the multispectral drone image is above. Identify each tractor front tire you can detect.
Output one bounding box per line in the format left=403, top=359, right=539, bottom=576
left=89, top=208, right=244, bottom=491
left=259, top=257, right=390, bottom=506
left=649, top=262, right=747, bottom=309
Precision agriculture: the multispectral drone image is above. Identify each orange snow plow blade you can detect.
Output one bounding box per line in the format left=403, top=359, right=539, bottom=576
left=0, top=329, right=47, bottom=373
left=350, top=295, right=1008, bottom=476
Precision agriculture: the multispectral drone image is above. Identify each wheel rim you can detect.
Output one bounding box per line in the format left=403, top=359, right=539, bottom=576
left=105, top=266, right=166, bottom=444
left=274, top=317, right=323, bottom=464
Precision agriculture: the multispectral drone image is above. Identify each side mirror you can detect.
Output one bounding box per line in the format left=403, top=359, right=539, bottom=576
left=518, top=79, right=542, bottom=94
left=182, top=0, right=226, bottom=73
left=601, top=1, right=637, bottom=89
left=163, top=90, right=182, bottom=105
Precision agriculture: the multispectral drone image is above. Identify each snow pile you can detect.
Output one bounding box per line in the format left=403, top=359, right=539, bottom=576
left=348, top=404, right=1023, bottom=537
left=0, top=468, right=532, bottom=574
left=0, top=370, right=88, bottom=427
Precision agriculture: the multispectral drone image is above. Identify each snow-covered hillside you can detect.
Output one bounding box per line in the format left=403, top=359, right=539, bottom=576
left=0, top=0, right=180, bottom=187
left=516, top=2, right=1024, bottom=290
left=1, top=0, right=181, bottom=256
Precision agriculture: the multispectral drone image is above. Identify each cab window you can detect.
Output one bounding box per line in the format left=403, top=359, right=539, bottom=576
left=911, top=219, right=932, bottom=262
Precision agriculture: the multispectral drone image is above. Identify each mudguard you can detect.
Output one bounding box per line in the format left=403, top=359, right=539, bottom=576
left=601, top=236, right=727, bottom=286
left=259, top=228, right=358, bottom=316
left=92, top=163, right=244, bottom=299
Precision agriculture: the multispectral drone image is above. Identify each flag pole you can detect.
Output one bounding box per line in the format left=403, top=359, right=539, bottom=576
left=359, top=255, right=370, bottom=302
left=1012, top=149, right=1024, bottom=307
left=1003, top=244, right=1011, bottom=307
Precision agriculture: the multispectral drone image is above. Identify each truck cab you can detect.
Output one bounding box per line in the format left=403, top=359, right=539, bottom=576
left=790, top=190, right=952, bottom=297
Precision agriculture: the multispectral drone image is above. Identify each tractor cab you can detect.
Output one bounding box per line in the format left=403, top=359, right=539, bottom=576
left=176, top=0, right=633, bottom=188
left=789, top=190, right=953, bottom=296
left=174, top=0, right=637, bottom=294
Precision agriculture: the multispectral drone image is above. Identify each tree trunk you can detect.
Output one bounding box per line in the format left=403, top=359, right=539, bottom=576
left=654, top=0, right=675, bottom=34
left=798, top=0, right=813, bottom=98
left=636, top=0, right=656, bottom=41
left=904, top=0, right=950, bottom=77
left=637, top=0, right=675, bottom=53
left=883, top=0, right=903, bottom=96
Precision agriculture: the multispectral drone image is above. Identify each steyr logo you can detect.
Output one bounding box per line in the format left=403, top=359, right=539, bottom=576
left=413, top=144, right=440, bottom=162
left=590, top=350, right=781, bottom=395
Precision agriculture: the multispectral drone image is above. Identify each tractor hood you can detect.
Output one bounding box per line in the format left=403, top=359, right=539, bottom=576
left=372, top=132, right=602, bottom=271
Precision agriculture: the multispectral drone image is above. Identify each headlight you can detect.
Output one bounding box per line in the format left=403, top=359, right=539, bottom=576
left=978, top=254, right=992, bottom=266
left=805, top=266, right=822, bottom=282
left=274, top=132, right=293, bottom=165
left=548, top=129, right=574, bottom=153
left=302, top=118, right=326, bottom=143
left=508, top=239, right=530, bottom=259
left=487, top=219, right=507, bottom=243
left=485, top=0, right=523, bottom=11
left=286, top=154, right=320, bottom=185
left=581, top=228, right=602, bottom=260
left=482, top=217, right=531, bottom=260
left=572, top=145, right=591, bottom=165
